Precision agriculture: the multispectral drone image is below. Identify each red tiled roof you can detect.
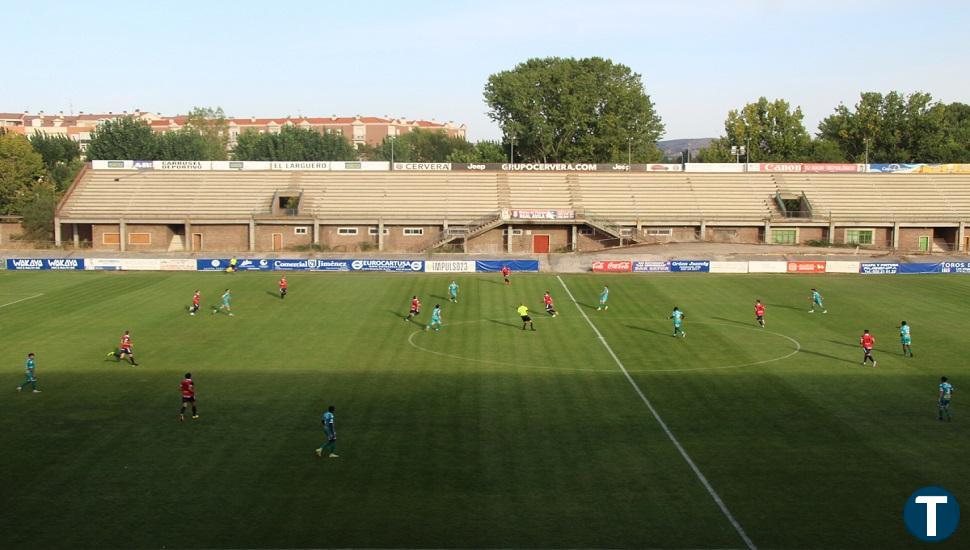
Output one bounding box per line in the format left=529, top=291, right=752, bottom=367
left=0, top=113, right=25, bottom=119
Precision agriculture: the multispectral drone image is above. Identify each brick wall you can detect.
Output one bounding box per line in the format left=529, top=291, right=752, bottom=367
left=705, top=225, right=762, bottom=244
left=193, top=224, right=248, bottom=251
left=92, top=223, right=121, bottom=250
left=466, top=227, right=505, bottom=254
left=638, top=225, right=698, bottom=244
left=898, top=227, right=936, bottom=251
left=319, top=225, right=379, bottom=252
left=256, top=224, right=313, bottom=251
left=125, top=224, right=174, bottom=251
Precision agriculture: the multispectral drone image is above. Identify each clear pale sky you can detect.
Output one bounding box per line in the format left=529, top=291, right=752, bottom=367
left=3, top=0, right=968, bottom=140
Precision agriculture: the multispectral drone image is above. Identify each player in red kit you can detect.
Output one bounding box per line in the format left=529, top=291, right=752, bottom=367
left=502, top=265, right=511, bottom=285
left=279, top=276, right=288, bottom=300
left=179, top=372, right=199, bottom=422
left=543, top=291, right=557, bottom=317
left=860, top=329, right=877, bottom=367
left=107, top=330, right=138, bottom=366
left=405, top=296, right=421, bottom=322
left=754, top=299, right=766, bottom=328
left=189, top=290, right=201, bottom=315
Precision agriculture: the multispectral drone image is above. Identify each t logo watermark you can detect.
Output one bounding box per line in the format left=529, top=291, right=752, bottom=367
left=904, top=487, right=960, bottom=542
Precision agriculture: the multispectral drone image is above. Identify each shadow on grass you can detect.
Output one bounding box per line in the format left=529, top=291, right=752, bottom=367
left=825, top=338, right=860, bottom=349
left=479, top=278, right=503, bottom=285
left=710, top=316, right=749, bottom=326
left=429, top=294, right=448, bottom=302
left=265, top=290, right=281, bottom=299
left=624, top=324, right=670, bottom=336
left=766, top=303, right=806, bottom=311
left=575, top=301, right=598, bottom=310
left=798, top=348, right=860, bottom=364
left=487, top=318, right=520, bottom=328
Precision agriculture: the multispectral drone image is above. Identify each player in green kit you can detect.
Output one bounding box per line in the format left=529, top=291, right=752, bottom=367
left=670, top=307, right=686, bottom=337
left=809, top=288, right=827, bottom=313
left=16, top=353, right=40, bottom=393
left=597, top=285, right=609, bottom=311
left=214, top=288, right=233, bottom=316
left=315, top=405, right=339, bottom=458
left=899, top=321, right=914, bottom=357
left=448, top=280, right=459, bottom=303
left=426, top=304, right=443, bottom=332
left=939, top=376, right=954, bottom=421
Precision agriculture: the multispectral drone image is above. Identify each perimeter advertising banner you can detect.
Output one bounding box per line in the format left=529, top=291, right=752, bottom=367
left=475, top=260, right=540, bottom=272
left=424, top=260, right=477, bottom=273
left=859, top=263, right=944, bottom=274
left=787, top=261, right=827, bottom=273
left=669, top=260, right=710, bottom=272
left=632, top=261, right=670, bottom=272
left=6, top=258, right=85, bottom=270
left=592, top=260, right=632, bottom=273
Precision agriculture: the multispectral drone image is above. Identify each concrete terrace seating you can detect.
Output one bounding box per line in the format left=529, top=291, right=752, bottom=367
left=309, top=172, right=500, bottom=223
left=575, top=173, right=701, bottom=222
left=687, top=173, right=775, bottom=220
left=507, top=174, right=573, bottom=209
left=780, top=174, right=964, bottom=222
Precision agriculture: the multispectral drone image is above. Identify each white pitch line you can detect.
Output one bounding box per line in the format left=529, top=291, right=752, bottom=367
left=555, top=275, right=757, bottom=550
left=0, top=293, right=44, bottom=309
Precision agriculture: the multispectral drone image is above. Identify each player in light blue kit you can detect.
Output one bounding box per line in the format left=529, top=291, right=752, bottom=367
left=448, top=281, right=459, bottom=303
left=426, top=304, right=443, bottom=332
left=899, top=321, right=913, bottom=357
left=939, top=377, right=954, bottom=421
left=316, top=405, right=339, bottom=458
left=670, top=307, right=686, bottom=338
left=597, top=285, right=609, bottom=311
left=16, top=353, right=40, bottom=393
left=809, top=288, right=827, bottom=313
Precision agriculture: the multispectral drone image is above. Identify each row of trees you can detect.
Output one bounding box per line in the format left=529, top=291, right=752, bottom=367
left=697, top=93, right=970, bottom=163
left=0, top=130, right=84, bottom=240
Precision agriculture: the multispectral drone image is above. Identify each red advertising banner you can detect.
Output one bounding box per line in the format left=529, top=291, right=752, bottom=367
left=787, top=261, right=827, bottom=273
left=592, top=260, right=632, bottom=273
left=801, top=163, right=862, bottom=173
left=760, top=163, right=803, bottom=172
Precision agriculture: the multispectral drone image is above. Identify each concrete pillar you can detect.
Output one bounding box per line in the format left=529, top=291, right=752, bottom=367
left=72, top=223, right=80, bottom=249
left=312, top=220, right=320, bottom=245
left=378, top=219, right=385, bottom=251
left=699, top=221, right=707, bottom=241
left=54, top=217, right=62, bottom=246
left=119, top=220, right=126, bottom=252
left=763, top=220, right=771, bottom=244
left=249, top=220, right=257, bottom=252
left=828, top=222, right=836, bottom=244
left=958, top=221, right=966, bottom=253
left=506, top=225, right=513, bottom=253
left=892, top=222, right=901, bottom=250
left=185, top=221, right=192, bottom=251
left=571, top=225, right=578, bottom=251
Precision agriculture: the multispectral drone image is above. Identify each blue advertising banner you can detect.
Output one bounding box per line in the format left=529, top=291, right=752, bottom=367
left=868, top=163, right=924, bottom=173
left=939, top=261, right=970, bottom=273
left=670, top=260, right=711, bottom=272
left=348, top=259, right=424, bottom=272
left=197, top=259, right=272, bottom=271
left=475, top=260, right=540, bottom=272
left=271, top=259, right=353, bottom=271
left=6, top=258, right=85, bottom=270
left=632, top=261, right=670, bottom=272
left=860, top=262, right=899, bottom=274
left=896, top=263, right=944, bottom=274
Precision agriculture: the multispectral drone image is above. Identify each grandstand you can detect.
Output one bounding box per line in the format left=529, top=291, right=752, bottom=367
left=55, top=165, right=970, bottom=254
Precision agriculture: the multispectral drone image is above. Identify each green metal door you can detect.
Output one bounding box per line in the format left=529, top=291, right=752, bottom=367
left=918, top=236, right=930, bottom=252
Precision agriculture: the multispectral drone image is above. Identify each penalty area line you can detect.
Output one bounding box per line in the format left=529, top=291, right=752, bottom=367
left=555, top=275, right=756, bottom=550
left=0, top=293, right=44, bottom=309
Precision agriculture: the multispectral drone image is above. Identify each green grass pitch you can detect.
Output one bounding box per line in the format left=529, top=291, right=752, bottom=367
left=0, top=270, right=967, bottom=549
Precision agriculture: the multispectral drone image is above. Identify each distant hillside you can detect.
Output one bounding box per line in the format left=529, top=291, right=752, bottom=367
left=657, top=137, right=714, bottom=159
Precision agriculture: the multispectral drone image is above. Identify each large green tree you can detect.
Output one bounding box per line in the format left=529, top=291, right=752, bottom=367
left=368, top=129, right=474, bottom=162
left=0, top=132, right=46, bottom=214
left=184, top=106, right=229, bottom=160
left=28, top=133, right=84, bottom=191
left=698, top=97, right=812, bottom=162
left=484, top=57, right=664, bottom=163
left=816, top=91, right=968, bottom=163
left=447, top=140, right=507, bottom=163
left=155, top=129, right=209, bottom=160
left=86, top=116, right=157, bottom=160
left=231, top=126, right=358, bottom=161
